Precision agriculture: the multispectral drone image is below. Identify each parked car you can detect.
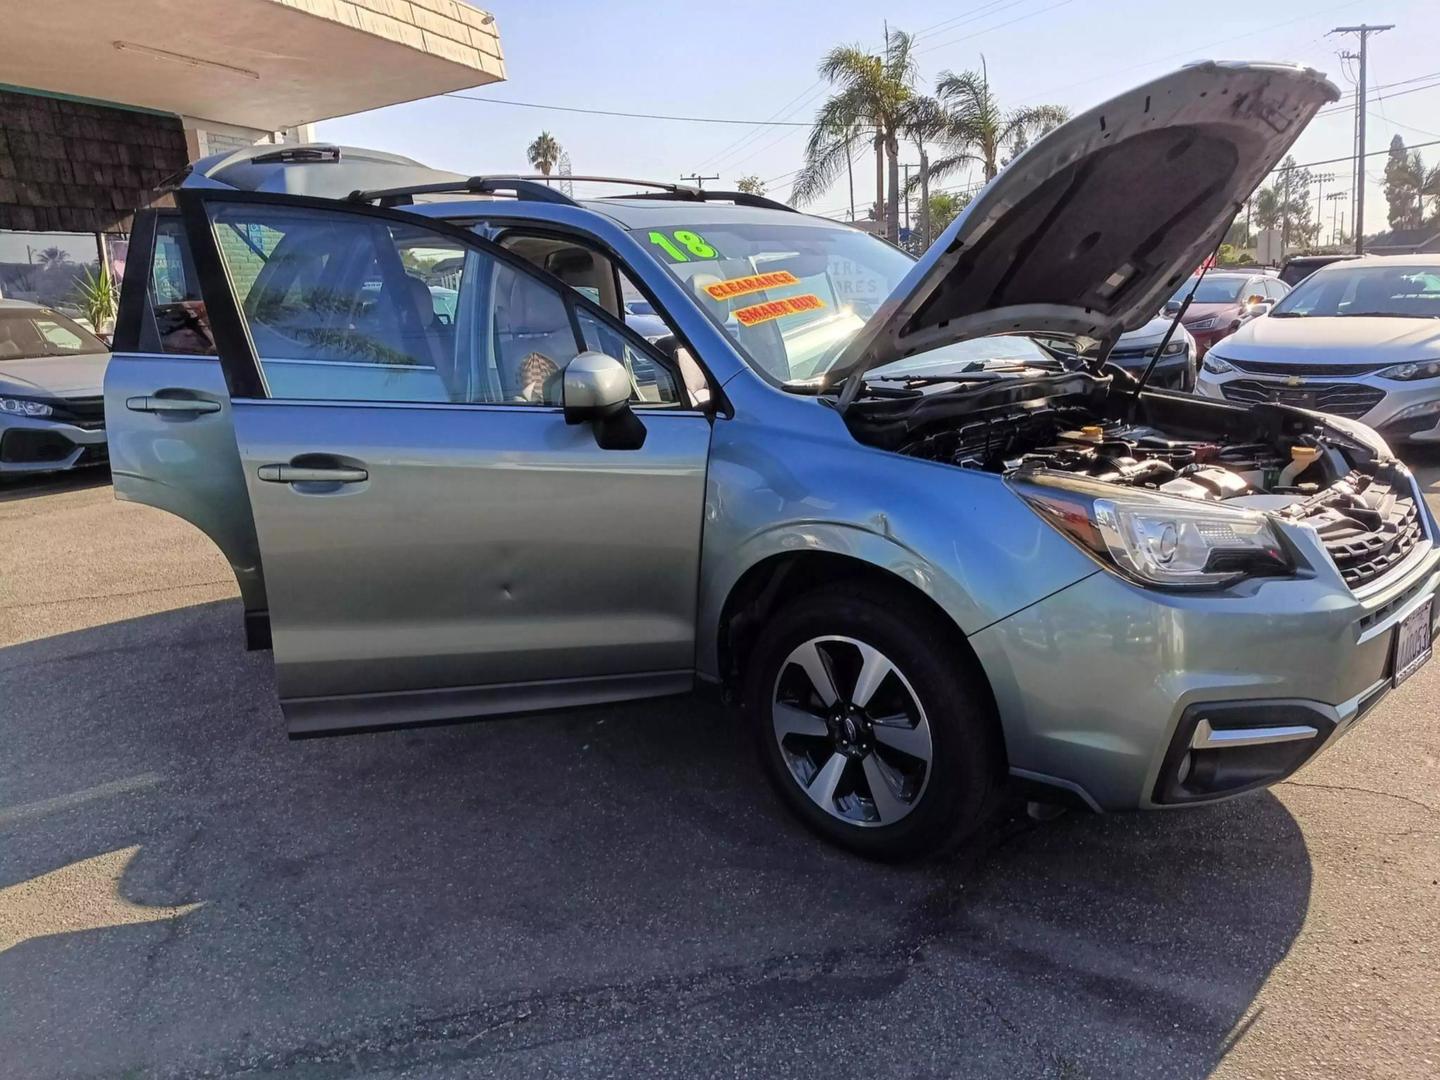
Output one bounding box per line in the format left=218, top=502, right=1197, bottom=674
left=1196, top=255, right=1440, bottom=443
left=0, top=300, right=109, bottom=478
left=1163, top=271, right=1289, bottom=356
left=106, top=63, right=1435, bottom=861
left=1107, top=314, right=1199, bottom=390
left=1278, top=253, right=1359, bottom=289
left=624, top=300, right=671, bottom=342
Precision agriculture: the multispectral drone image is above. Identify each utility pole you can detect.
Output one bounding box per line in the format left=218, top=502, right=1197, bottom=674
left=1312, top=172, right=1335, bottom=249
left=1330, top=23, right=1393, bottom=254
left=1281, top=163, right=1293, bottom=257
left=680, top=173, right=718, bottom=190
left=900, top=163, right=919, bottom=236
left=1326, top=190, right=1346, bottom=247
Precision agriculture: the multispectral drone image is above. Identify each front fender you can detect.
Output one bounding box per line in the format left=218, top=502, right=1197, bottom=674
left=696, top=404, right=1099, bottom=678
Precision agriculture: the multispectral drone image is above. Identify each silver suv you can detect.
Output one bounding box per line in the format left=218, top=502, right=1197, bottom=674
left=105, top=64, right=1437, bottom=860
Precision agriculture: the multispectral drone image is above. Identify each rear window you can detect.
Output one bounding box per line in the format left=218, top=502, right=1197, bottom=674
left=0, top=308, right=108, bottom=359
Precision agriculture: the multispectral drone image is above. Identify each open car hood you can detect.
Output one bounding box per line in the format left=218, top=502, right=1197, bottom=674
left=832, top=61, right=1338, bottom=408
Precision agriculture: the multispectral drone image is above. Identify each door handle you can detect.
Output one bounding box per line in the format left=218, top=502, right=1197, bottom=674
left=126, top=395, right=222, bottom=414
left=257, top=464, right=369, bottom=484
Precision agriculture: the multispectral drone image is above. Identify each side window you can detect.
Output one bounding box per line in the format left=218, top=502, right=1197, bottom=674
left=148, top=218, right=216, bottom=356
left=490, top=261, right=583, bottom=404
left=206, top=204, right=588, bottom=405
left=576, top=308, right=682, bottom=406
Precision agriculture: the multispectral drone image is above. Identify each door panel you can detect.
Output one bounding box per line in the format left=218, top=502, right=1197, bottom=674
left=105, top=354, right=267, bottom=616
left=177, top=189, right=710, bottom=733
left=233, top=401, right=711, bottom=704
left=105, top=210, right=268, bottom=628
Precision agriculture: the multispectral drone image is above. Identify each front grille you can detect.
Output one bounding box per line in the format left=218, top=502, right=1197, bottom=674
left=1220, top=379, right=1384, bottom=419
left=53, top=396, right=106, bottom=430
left=1283, top=472, right=1425, bottom=590
left=1228, top=358, right=1386, bottom=377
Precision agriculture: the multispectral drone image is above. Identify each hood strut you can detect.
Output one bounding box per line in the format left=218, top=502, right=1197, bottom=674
left=1126, top=249, right=1218, bottom=412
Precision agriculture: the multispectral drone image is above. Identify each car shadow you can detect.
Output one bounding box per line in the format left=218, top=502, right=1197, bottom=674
left=0, top=599, right=1311, bottom=1078
left=0, top=466, right=110, bottom=503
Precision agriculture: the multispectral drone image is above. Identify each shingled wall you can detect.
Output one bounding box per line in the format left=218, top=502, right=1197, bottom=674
left=0, top=88, right=184, bottom=235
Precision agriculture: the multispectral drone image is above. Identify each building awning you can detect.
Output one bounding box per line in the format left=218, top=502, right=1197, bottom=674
left=4, top=0, right=505, bottom=131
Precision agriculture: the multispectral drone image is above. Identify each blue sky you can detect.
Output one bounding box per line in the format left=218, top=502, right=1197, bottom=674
left=319, top=0, right=1440, bottom=237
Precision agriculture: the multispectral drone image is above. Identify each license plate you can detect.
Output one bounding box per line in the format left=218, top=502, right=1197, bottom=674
left=1392, top=599, right=1433, bottom=687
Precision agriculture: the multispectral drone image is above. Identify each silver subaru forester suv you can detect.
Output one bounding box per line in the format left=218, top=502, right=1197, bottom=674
left=105, top=63, right=1437, bottom=860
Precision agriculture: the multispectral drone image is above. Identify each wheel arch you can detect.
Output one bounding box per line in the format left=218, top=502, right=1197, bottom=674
left=711, top=547, right=1001, bottom=750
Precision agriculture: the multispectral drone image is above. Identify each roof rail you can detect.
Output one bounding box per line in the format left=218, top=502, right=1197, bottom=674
left=348, top=176, right=579, bottom=207
left=346, top=174, right=702, bottom=208
left=601, top=189, right=798, bottom=213
left=345, top=174, right=802, bottom=214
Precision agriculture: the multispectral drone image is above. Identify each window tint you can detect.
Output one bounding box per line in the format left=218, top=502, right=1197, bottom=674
left=149, top=219, right=216, bottom=356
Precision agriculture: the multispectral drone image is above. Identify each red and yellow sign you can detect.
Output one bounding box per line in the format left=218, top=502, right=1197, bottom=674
left=734, top=294, right=826, bottom=326
left=704, top=270, right=800, bottom=301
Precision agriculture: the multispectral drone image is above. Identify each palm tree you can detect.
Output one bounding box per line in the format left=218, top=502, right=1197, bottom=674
left=526, top=131, right=562, bottom=177
left=926, top=59, right=1068, bottom=184
left=791, top=29, right=917, bottom=241
left=1423, top=164, right=1440, bottom=223
left=35, top=246, right=71, bottom=268
left=900, top=94, right=946, bottom=248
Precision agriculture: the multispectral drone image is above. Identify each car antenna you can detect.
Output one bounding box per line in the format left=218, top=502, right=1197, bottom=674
left=1128, top=247, right=1219, bottom=414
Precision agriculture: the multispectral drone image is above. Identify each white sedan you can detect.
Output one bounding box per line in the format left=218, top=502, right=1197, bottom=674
left=1196, top=255, right=1440, bottom=443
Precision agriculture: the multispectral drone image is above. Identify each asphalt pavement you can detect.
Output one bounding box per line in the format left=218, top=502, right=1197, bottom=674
left=2, top=462, right=1438, bottom=1079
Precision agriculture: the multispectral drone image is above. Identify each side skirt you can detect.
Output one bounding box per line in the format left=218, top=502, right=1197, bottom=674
left=284, top=669, right=696, bottom=738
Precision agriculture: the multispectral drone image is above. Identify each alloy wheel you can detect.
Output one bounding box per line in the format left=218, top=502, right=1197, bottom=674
left=771, top=635, right=933, bottom=827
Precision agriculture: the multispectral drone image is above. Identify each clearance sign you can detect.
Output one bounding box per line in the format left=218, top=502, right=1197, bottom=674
left=734, top=294, right=826, bottom=327
left=704, top=270, right=799, bottom=301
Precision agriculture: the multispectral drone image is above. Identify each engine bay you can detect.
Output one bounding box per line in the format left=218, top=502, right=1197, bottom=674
left=843, top=372, right=1425, bottom=589
left=898, top=407, right=1317, bottom=502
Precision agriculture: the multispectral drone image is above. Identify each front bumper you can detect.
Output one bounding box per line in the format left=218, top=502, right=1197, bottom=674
left=1110, top=354, right=1194, bottom=391
left=1187, top=326, right=1237, bottom=357
left=0, top=415, right=107, bottom=474
left=1196, top=366, right=1440, bottom=441
left=969, top=480, right=1440, bottom=811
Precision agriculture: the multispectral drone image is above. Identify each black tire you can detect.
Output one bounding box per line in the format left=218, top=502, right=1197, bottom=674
left=743, top=582, right=1005, bottom=862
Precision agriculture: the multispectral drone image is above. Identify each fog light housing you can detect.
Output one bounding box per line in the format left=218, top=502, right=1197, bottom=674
left=1153, top=701, right=1335, bottom=804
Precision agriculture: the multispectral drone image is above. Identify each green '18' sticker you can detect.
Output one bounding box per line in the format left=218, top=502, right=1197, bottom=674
left=647, top=230, right=718, bottom=262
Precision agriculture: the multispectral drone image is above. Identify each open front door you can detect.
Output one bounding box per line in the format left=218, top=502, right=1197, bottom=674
left=175, top=189, right=712, bottom=735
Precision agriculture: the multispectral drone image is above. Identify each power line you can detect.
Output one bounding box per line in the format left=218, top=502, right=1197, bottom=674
left=442, top=91, right=811, bottom=127
left=915, top=0, right=1078, bottom=55
left=1011, top=0, right=1366, bottom=105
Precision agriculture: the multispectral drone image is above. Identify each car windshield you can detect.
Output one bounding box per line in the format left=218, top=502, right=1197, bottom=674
left=0, top=307, right=108, bottom=359
left=1170, top=277, right=1249, bottom=305
left=1269, top=264, right=1440, bottom=319
left=634, top=220, right=915, bottom=382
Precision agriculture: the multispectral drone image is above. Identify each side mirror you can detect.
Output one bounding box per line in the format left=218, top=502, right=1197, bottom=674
left=1245, top=294, right=1266, bottom=307
left=562, top=351, right=646, bottom=450
left=1243, top=301, right=1270, bottom=318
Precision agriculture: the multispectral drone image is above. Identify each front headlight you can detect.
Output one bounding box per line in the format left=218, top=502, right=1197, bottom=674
left=1012, top=473, right=1294, bottom=588
left=1377, top=359, right=1440, bottom=381
left=0, top=396, right=54, bottom=418
left=1188, top=316, right=1219, bottom=331
left=1202, top=353, right=1234, bottom=374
